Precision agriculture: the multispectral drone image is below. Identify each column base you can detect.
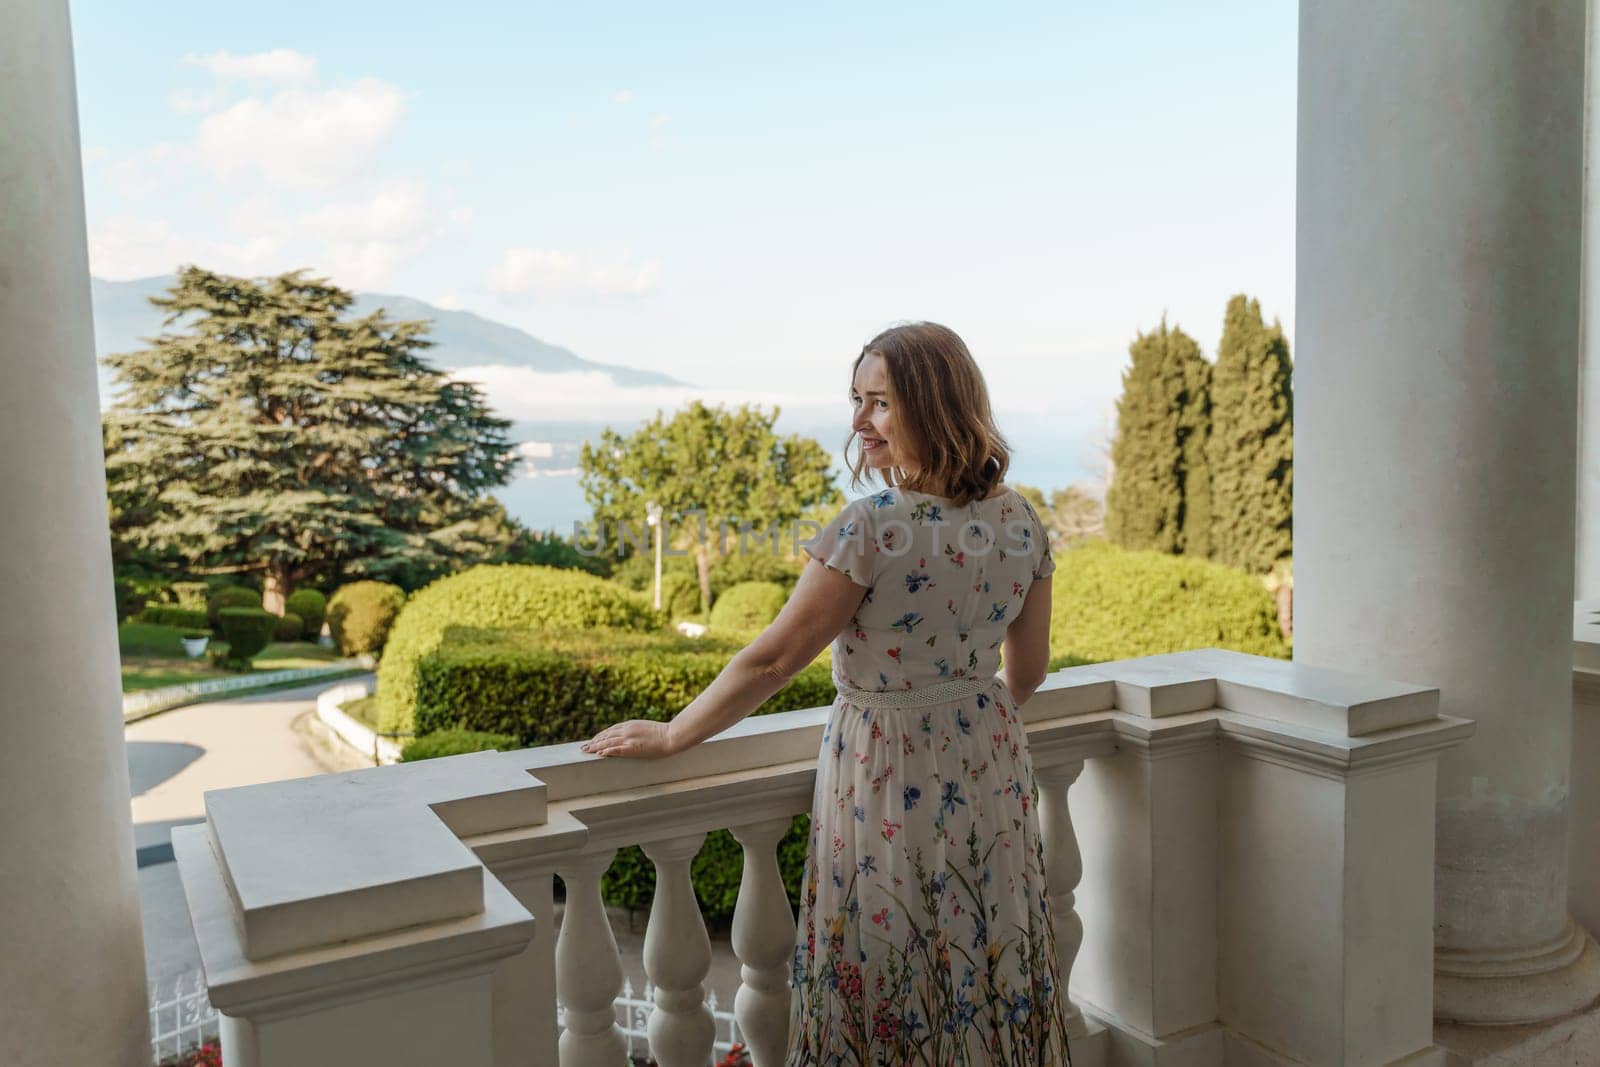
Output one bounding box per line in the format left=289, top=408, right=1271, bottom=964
left=1435, top=919, right=1600, bottom=1027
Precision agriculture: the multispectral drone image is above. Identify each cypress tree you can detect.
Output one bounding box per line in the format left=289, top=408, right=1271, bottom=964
left=1106, top=318, right=1208, bottom=554
left=1207, top=294, right=1294, bottom=573
left=1178, top=343, right=1213, bottom=559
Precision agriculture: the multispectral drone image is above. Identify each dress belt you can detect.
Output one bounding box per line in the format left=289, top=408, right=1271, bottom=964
left=835, top=673, right=998, bottom=709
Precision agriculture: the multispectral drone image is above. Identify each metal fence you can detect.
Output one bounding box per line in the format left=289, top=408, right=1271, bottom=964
left=151, top=968, right=747, bottom=1065
left=148, top=970, right=219, bottom=1064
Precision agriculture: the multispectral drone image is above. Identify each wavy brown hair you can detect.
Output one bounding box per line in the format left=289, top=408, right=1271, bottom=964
left=845, top=322, right=1012, bottom=508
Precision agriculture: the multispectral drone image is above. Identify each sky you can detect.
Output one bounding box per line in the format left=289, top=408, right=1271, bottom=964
left=70, top=1, right=1298, bottom=521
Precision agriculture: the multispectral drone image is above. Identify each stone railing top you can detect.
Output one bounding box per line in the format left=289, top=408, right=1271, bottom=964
left=176, top=647, right=1462, bottom=1003
left=1578, top=599, right=1600, bottom=672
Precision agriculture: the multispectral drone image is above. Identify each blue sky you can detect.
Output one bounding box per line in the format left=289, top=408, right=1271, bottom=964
left=71, top=1, right=1297, bottom=514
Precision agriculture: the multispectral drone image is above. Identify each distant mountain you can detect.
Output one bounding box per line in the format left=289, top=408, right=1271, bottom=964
left=89, top=275, right=687, bottom=402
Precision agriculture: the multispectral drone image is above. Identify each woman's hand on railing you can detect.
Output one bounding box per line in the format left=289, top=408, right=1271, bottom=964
left=579, top=719, right=680, bottom=759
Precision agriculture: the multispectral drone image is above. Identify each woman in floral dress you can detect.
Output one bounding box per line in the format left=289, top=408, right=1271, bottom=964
left=582, top=323, right=1070, bottom=1065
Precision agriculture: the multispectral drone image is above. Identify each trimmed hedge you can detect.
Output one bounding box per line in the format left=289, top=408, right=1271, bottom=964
left=138, top=604, right=209, bottom=630
left=709, top=580, right=787, bottom=634
left=274, top=611, right=304, bottom=642
left=286, top=589, right=327, bottom=638
left=1049, top=539, right=1290, bottom=661
left=327, top=581, right=406, bottom=656
left=216, top=607, right=277, bottom=665
left=376, top=565, right=664, bottom=736
left=400, top=729, right=522, bottom=762
left=208, top=586, right=262, bottom=630
left=599, top=815, right=813, bottom=925
left=412, top=625, right=835, bottom=745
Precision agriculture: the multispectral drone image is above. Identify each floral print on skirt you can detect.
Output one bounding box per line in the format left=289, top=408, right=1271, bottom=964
left=785, top=486, right=1070, bottom=1066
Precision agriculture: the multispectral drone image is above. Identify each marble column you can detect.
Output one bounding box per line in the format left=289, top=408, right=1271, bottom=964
left=0, top=1, right=151, bottom=1064
left=1296, top=0, right=1600, bottom=1026
left=1582, top=0, right=1600, bottom=603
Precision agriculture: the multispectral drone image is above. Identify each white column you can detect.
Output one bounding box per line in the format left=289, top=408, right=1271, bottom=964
left=0, top=4, right=151, bottom=1066
left=1296, top=0, right=1600, bottom=1025
left=728, top=816, right=798, bottom=1067
left=1584, top=0, right=1600, bottom=603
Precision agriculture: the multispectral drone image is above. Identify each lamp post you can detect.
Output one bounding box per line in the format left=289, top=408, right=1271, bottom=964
left=646, top=501, right=663, bottom=611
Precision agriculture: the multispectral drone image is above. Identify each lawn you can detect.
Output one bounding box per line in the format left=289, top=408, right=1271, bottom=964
left=119, top=621, right=345, bottom=693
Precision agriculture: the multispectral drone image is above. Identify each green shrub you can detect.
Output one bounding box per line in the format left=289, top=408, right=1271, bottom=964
left=410, top=626, right=835, bottom=745
left=285, top=589, right=327, bottom=638
left=207, top=586, right=262, bottom=630
left=327, top=581, right=407, bottom=656
left=216, top=607, right=277, bottom=666
left=118, top=621, right=190, bottom=657
left=709, top=581, right=788, bottom=634
left=138, top=605, right=210, bottom=630
left=376, top=565, right=663, bottom=736
left=400, top=729, right=522, bottom=762
left=274, top=611, right=304, bottom=642
left=1049, top=539, right=1290, bottom=661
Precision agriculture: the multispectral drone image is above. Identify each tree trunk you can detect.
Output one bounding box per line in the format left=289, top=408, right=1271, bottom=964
left=262, top=563, right=293, bottom=616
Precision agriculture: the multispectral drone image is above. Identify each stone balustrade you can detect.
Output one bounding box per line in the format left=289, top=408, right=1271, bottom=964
left=174, top=647, right=1471, bottom=1067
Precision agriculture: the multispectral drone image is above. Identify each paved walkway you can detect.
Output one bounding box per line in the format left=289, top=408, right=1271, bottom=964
left=127, top=674, right=757, bottom=1012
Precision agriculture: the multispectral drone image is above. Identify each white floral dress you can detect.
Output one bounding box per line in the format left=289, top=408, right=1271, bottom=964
left=786, top=485, right=1070, bottom=1066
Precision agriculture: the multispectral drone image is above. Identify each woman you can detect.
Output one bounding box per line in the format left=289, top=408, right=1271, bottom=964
left=581, top=322, right=1070, bottom=1065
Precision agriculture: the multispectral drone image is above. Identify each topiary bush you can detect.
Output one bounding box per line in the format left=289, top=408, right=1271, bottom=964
left=1049, top=539, right=1290, bottom=661
left=207, top=586, right=262, bottom=630
left=376, top=564, right=664, bottom=736
left=709, top=581, right=788, bottom=634
left=216, top=607, right=278, bottom=668
left=400, top=729, right=522, bottom=762
left=327, top=581, right=407, bottom=656
left=274, top=611, right=304, bottom=642
left=285, top=588, right=327, bottom=639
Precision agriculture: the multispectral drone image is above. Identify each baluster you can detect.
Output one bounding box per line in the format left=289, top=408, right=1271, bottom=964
left=1036, top=760, right=1089, bottom=1038
left=555, top=849, right=627, bottom=1066
left=641, top=832, right=715, bottom=1067
left=729, top=816, right=797, bottom=1066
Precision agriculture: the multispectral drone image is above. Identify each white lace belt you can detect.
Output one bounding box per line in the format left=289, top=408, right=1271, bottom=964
left=835, top=673, right=998, bottom=709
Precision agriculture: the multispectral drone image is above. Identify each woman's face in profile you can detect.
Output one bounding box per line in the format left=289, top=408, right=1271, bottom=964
left=851, top=352, right=911, bottom=471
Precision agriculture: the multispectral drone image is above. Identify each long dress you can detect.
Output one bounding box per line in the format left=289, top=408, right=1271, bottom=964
left=786, top=485, right=1071, bottom=1066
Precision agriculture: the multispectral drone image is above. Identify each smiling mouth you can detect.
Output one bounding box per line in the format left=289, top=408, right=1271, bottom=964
left=863, top=437, right=887, bottom=451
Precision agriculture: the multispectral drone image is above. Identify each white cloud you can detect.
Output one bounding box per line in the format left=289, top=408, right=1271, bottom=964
left=447, top=365, right=840, bottom=424
left=193, top=77, right=407, bottom=190
left=612, top=89, right=634, bottom=104
left=87, top=216, right=284, bottom=280
left=183, top=49, right=316, bottom=85
left=485, top=247, right=662, bottom=300
left=650, top=113, right=670, bottom=130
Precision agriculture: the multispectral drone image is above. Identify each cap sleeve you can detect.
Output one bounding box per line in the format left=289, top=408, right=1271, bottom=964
left=1018, top=496, right=1056, bottom=581
left=802, top=497, right=877, bottom=588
